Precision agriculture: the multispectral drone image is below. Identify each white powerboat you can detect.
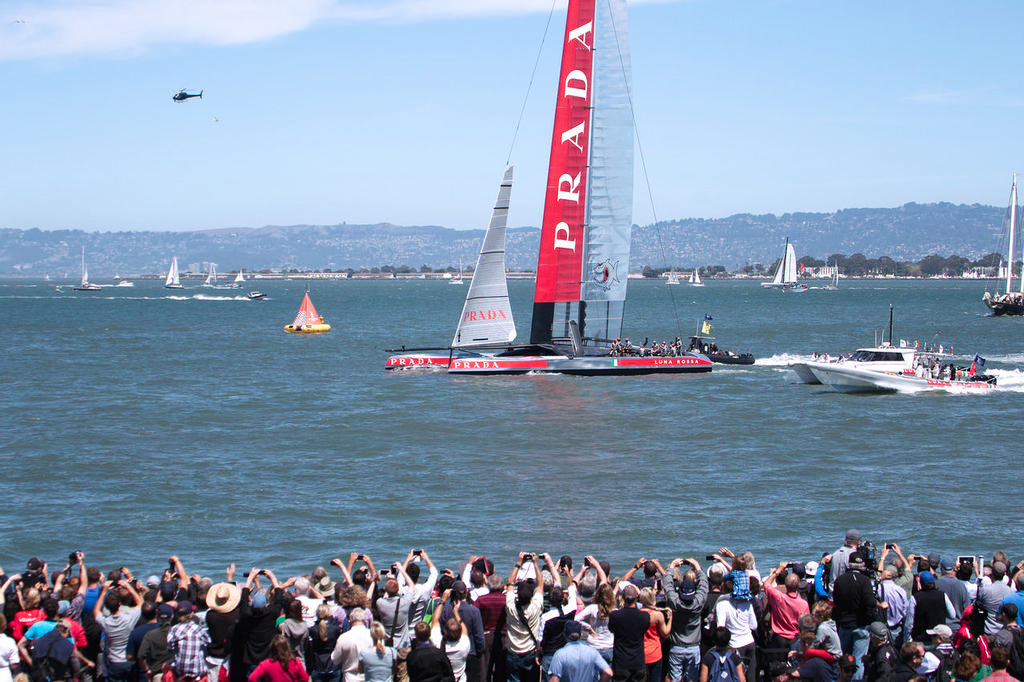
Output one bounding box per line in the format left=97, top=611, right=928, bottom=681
left=790, top=343, right=917, bottom=384
left=809, top=362, right=996, bottom=394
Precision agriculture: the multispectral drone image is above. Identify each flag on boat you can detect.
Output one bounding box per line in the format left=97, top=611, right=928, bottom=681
left=970, top=354, right=985, bottom=375
left=701, top=314, right=712, bottom=336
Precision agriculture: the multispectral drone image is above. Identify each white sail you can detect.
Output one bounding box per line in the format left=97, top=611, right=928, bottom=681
left=763, top=238, right=804, bottom=289
left=234, top=270, right=245, bottom=284
left=204, top=264, right=216, bottom=286
left=165, top=257, right=181, bottom=287
left=80, top=247, right=88, bottom=286
left=452, top=165, right=516, bottom=348
left=689, top=270, right=703, bottom=286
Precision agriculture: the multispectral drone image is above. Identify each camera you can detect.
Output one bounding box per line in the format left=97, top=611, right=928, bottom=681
left=785, top=563, right=796, bottom=569
left=356, top=554, right=365, bottom=561
left=413, top=549, right=422, bottom=556
left=957, top=555, right=975, bottom=566
left=706, top=555, right=716, bottom=561
left=522, top=553, right=533, bottom=561
left=885, top=543, right=895, bottom=550
left=69, top=551, right=81, bottom=565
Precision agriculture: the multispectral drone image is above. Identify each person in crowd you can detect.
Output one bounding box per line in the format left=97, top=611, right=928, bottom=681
left=504, top=554, right=543, bottom=682
left=233, top=569, right=289, bottom=682
left=375, top=564, right=415, bottom=649
left=575, top=558, right=613, bottom=666
left=125, top=601, right=160, bottom=682
left=406, top=622, right=456, bottom=682
left=473, top=572, right=507, bottom=682
left=698, top=626, right=744, bottom=682
left=249, top=634, right=310, bottom=682
left=95, top=575, right=144, bottom=682
left=331, top=608, right=374, bottom=682
left=359, top=623, right=396, bottom=682
left=990, top=605, right=1023, bottom=676
left=936, top=558, right=971, bottom=631
left=863, top=622, right=897, bottom=682
left=548, top=620, right=611, bottom=682
left=309, top=603, right=343, bottom=682
left=829, top=532, right=863, bottom=594
left=403, top=550, right=440, bottom=630
left=1001, top=575, right=1024, bottom=629
left=136, top=604, right=174, bottom=682
left=205, top=575, right=242, bottom=682
left=714, top=567, right=757, bottom=682
left=953, top=652, right=982, bottom=682
left=979, top=646, right=1016, bottom=682
left=908, top=572, right=957, bottom=643
left=832, top=555, right=876, bottom=680
left=166, top=600, right=211, bottom=682
left=280, top=599, right=310, bottom=659
left=662, top=558, right=708, bottom=682
left=637, top=586, right=670, bottom=682
left=431, top=594, right=471, bottom=682
left=539, top=582, right=575, bottom=682
left=763, top=561, right=810, bottom=651
left=877, top=566, right=910, bottom=647
left=439, top=580, right=485, bottom=682
left=979, top=564, right=1014, bottom=638
left=608, top=583, right=650, bottom=682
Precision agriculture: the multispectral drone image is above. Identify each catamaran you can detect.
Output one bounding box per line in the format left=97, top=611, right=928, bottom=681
left=983, top=174, right=1024, bottom=316
left=443, top=0, right=711, bottom=375
left=164, top=257, right=184, bottom=289
left=72, top=247, right=102, bottom=291
left=762, top=238, right=808, bottom=291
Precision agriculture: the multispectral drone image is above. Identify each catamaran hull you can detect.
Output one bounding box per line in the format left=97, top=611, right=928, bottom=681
left=984, top=297, right=1024, bottom=316
left=790, top=359, right=916, bottom=385
left=386, top=352, right=461, bottom=370
left=809, top=365, right=995, bottom=393
left=448, top=354, right=713, bottom=376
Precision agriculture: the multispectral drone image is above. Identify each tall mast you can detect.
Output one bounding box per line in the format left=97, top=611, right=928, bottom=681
left=1008, top=174, right=1017, bottom=294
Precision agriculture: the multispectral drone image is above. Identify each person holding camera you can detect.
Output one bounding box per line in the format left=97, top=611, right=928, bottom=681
left=763, top=562, right=810, bottom=651
left=93, top=573, right=144, bottom=682
left=662, top=558, right=707, bottom=682
left=504, top=553, right=543, bottom=682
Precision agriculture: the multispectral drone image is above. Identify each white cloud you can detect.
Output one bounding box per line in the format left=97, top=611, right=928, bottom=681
left=0, top=0, right=680, bottom=61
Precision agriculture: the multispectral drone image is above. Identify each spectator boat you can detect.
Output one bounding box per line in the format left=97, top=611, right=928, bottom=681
left=808, top=360, right=996, bottom=393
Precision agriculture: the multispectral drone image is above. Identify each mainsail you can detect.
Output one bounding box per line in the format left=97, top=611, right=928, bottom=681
left=165, top=257, right=181, bottom=287
left=452, top=165, right=517, bottom=348
left=292, top=292, right=322, bottom=326
left=531, top=0, right=633, bottom=346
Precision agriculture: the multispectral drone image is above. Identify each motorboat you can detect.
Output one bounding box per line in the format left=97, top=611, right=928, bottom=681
left=246, top=291, right=267, bottom=301
left=809, top=361, right=996, bottom=394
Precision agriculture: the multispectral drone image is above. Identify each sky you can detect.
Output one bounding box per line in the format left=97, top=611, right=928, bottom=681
left=3, top=0, right=1024, bottom=233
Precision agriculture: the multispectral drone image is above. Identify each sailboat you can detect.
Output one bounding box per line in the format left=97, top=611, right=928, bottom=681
left=284, top=290, right=331, bottom=333
left=72, top=247, right=103, bottom=291
left=761, top=238, right=808, bottom=291
left=449, top=263, right=464, bottom=285
left=983, top=174, right=1024, bottom=315
left=823, top=261, right=839, bottom=290
left=665, top=272, right=680, bottom=285
left=688, top=269, right=705, bottom=287
left=447, top=0, right=711, bottom=376
left=233, top=270, right=245, bottom=288
left=386, top=166, right=517, bottom=369
left=164, top=257, right=184, bottom=289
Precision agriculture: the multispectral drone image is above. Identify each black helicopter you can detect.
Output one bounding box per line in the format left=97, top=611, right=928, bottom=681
left=172, top=89, right=202, bottom=102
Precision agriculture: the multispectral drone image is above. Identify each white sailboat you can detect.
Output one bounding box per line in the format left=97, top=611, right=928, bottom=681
left=665, top=272, right=680, bottom=285
left=233, top=270, right=245, bottom=288
left=203, top=264, right=217, bottom=287
left=983, top=174, right=1024, bottom=315
left=449, top=262, right=464, bottom=285
left=762, top=238, right=808, bottom=291
left=164, top=257, right=184, bottom=289
left=688, top=269, right=705, bottom=287
left=72, top=246, right=102, bottom=291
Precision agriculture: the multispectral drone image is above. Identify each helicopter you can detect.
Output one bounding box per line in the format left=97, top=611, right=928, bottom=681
left=172, top=89, right=202, bottom=102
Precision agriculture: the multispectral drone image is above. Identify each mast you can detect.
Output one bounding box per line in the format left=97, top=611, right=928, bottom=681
left=887, top=304, right=893, bottom=345
left=1008, top=174, right=1017, bottom=295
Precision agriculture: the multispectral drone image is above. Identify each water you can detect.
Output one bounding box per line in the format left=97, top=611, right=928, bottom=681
left=1, top=277, right=1021, bottom=577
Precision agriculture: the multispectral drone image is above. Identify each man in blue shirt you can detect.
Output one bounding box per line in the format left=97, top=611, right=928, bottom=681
left=549, top=621, right=612, bottom=682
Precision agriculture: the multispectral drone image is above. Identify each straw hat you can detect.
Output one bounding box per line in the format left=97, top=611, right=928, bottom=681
left=206, top=582, right=242, bottom=613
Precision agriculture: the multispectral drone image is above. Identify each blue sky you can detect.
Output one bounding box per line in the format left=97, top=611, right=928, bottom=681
left=3, top=0, right=1024, bottom=233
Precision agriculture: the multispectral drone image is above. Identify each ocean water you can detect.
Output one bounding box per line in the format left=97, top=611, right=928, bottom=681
left=1, top=277, right=1021, bottom=578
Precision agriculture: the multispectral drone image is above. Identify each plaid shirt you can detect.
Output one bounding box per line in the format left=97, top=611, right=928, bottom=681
left=167, top=619, right=211, bottom=678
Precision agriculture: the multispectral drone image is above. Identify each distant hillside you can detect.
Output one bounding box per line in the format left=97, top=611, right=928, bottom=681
left=0, top=202, right=1007, bottom=277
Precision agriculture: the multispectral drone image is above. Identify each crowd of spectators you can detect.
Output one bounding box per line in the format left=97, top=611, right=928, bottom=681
left=1, top=535, right=1023, bottom=682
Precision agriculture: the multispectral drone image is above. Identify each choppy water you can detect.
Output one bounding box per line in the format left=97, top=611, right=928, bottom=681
left=1, top=277, right=1021, bottom=577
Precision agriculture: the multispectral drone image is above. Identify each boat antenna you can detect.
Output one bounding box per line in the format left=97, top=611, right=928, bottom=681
left=887, top=304, right=893, bottom=345
left=505, top=0, right=559, bottom=166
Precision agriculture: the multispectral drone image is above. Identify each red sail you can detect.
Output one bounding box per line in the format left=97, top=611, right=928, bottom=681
left=533, top=0, right=595, bottom=316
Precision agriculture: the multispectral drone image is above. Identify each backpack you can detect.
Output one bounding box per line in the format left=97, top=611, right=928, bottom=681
left=708, top=650, right=741, bottom=682
left=30, top=629, right=74, bottom=682
left=1006, top=626, right=1024, bottom=681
